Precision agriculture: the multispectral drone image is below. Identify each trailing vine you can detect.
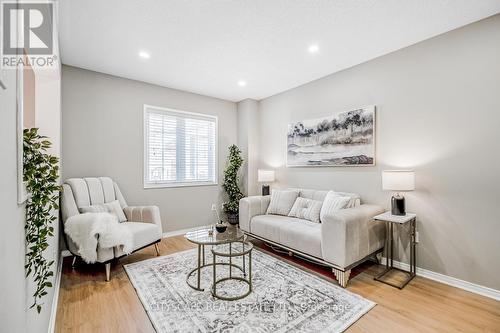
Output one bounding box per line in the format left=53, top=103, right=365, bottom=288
left=23, top=128, right=61, bottom=313
left=222, top=144, right=244, bottom=215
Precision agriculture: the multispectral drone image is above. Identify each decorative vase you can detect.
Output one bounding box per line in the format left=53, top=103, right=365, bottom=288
left=227, top=213, right=239, bottom=225
left=215, top=223, right=227, bottom=233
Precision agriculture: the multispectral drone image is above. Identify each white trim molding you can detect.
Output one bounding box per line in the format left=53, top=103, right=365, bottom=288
left=48, top=253, right=64, bottom=333
left=162, top=225, right=211, bottom=238
left=381, top=258, right=500, bottom=301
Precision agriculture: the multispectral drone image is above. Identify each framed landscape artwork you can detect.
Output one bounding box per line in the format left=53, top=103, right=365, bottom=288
left=287, top=106, right=376, bottom=167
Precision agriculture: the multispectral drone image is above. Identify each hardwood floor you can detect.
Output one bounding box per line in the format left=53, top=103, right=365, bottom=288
left=55, top=236, right=500, bottom=333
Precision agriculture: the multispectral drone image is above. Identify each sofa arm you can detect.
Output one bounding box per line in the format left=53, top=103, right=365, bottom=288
left=123, top=206, right=163, bottom=233
left=239, top=196, right=271, bottom=232
left=321, top=204, right=385, bottom=269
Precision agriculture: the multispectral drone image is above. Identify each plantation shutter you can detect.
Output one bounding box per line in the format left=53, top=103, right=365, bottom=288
left=144, top=105, right=217, bottom=187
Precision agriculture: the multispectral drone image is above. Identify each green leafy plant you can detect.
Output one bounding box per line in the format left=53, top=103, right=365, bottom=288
left=222, top=144, right=244, bottom=215
left=23, top=128, right=61, bottom=313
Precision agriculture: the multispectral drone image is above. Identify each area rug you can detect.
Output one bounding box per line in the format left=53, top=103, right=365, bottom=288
left=124, top=247, right=375, bottom=332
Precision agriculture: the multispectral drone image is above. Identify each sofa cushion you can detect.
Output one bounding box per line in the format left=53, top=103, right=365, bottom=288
left=79, top=204, right=107, bottom=214
left=105, top=200, right=128, bottom=222
left=288, top=197, right=322, bottom=223
left=288, top=188, right=361, bottom=207
left=297, top=189, right=329, bottom=202
left=250, top=214, right=323, bottom=259
left=279, top=218, right=322, bottom=258
left=114, top=222, right=161, bottom=256
left=250, top=214, right=283, bottom=244
left=334, top=191, right=361, bottom=208
left=266, top=190, right=298, bottom=216
left=320, top=191, right=351, bottom=222
left=79, top=200, right=127, bottom=222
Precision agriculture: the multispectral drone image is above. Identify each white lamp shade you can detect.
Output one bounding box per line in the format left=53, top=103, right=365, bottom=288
left=382, top=170, right=415, bottom=191
left=258, top=169, right=275, bottom=183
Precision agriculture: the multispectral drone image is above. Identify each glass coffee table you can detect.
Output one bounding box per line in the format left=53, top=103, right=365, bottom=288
left=185, top=226, right=245, bottom=291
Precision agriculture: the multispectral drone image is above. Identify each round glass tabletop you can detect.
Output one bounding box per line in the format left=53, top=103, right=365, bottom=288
left=185, top=225, right=245, bottom=245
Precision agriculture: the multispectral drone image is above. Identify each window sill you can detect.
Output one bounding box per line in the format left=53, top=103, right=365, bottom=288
left=144, top=181, right=218, bottom=189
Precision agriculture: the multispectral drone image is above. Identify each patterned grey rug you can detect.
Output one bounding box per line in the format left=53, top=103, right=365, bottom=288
left=124, top=247, right=375, bottom=332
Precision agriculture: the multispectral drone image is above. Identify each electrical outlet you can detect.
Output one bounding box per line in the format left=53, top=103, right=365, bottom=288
left=415, top=231, right=420, bottom=243
left=211, top=204, right=217, bottom=211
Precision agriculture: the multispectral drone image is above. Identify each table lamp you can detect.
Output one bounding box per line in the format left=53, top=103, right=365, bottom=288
left=258, top=169, right=275, bottom=196
left=382, top=170, right=415, bottom=216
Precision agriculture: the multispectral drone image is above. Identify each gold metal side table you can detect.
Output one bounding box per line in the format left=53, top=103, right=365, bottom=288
left=185, top=226, right=245, bottom=291
left=211, top=240, right=253, bottom=301
left=373, top=212, right=417, bottom=289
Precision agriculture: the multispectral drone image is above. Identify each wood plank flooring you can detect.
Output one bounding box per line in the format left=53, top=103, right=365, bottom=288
left=55, top=236, right=500, bottom=333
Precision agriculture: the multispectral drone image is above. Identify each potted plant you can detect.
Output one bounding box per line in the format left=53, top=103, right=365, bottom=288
left=222, top=144, right=244, bottom=225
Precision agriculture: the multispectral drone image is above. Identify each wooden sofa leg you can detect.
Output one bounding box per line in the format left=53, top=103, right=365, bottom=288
left=105, top=263, right=111, bottom=282
left=154, top=243, right=160, bottom=256
left=332, top=268, right=351, bottom=288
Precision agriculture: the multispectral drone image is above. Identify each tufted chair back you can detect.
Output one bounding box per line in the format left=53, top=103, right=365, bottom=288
left=61, top=177, right=128, bottom=223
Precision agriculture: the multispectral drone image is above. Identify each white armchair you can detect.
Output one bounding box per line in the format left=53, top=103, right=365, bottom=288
left=61, top=177, right=163, bottom=280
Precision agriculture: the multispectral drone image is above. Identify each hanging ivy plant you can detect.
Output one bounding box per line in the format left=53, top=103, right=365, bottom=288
left=23, top=128, right=61, bottom=313
left=222, top=144, right=244, bottom=215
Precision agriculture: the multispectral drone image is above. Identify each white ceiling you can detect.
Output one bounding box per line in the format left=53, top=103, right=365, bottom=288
left=59, top=0, right=500, bottom=102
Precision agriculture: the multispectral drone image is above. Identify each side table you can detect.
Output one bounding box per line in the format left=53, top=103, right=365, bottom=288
left=212, top=240, right=253, bottom=301
left=373, top=212, right=417, bottom=289
left=185, top=226, right=245, bottom=291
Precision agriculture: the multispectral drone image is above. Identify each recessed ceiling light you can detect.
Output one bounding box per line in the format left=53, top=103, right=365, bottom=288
left=237, top=80, right=246, bottom=87
left=308, top=44, right=319, bottom=53
left=139, top=51, right=150, bottom=59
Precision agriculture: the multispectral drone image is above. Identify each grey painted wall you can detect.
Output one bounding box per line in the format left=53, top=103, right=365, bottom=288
left=237, top=99, right=260, bottom=196
left=258, top=15, right=500, bottom=290
left=62, top=66, right=238, bottom=232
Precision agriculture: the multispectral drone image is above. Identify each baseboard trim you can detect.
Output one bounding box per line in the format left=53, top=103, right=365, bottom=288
left=162, top=225, right=209, bottom=238
left=47, top=252, right=64, bottom=333
left=381, top=258, right=500, bottom=301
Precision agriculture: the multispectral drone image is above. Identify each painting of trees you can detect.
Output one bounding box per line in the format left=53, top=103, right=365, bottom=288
left=287, top=106, right=375, bottom=166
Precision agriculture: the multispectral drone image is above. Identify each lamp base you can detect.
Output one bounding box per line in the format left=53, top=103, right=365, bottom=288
left=391, top=195, right=406, bottom=216
left=262, top=185, right=270, bottom=196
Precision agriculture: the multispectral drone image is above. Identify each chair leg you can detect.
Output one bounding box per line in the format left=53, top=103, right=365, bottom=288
left=154, top=243, right=160, bottom=256
left=332, top=268, right=351, bottom=288
left=105, top=263, right=111, bottom=282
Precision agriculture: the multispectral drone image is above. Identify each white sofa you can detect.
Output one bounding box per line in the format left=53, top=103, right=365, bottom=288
left=61, top=177, right=163, bottom=280
left=239, top=188, right=385, bottom=287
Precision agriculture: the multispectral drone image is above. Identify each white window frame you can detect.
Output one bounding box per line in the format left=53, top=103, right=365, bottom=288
left=143, top=104, right=218, bottom=189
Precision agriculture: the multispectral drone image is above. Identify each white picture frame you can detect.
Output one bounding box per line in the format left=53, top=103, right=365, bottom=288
left=17, top=63, right=27, bottom=204
left=286, top=106, right=376, bottom=167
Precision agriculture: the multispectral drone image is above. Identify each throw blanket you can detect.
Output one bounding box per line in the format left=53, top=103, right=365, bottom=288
left=65, top=212, right=133, bottom=263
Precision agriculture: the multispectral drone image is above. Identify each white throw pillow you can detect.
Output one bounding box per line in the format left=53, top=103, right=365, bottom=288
left=288, top=197, right=323, bottom=223
left=334, top=191, right=361, bottom=208
left=266, top=190, right=299, bottom=216
left=79, top=204, right=107, bottom=214
left=320, top=191, right=351, bottom=222
left=79, top=200, right=127, bottom=223
left=104, top=200, right=127, bottom=222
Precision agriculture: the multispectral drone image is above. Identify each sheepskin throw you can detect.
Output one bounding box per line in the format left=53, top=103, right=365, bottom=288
left=65, top=212, right=133, bottom=263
